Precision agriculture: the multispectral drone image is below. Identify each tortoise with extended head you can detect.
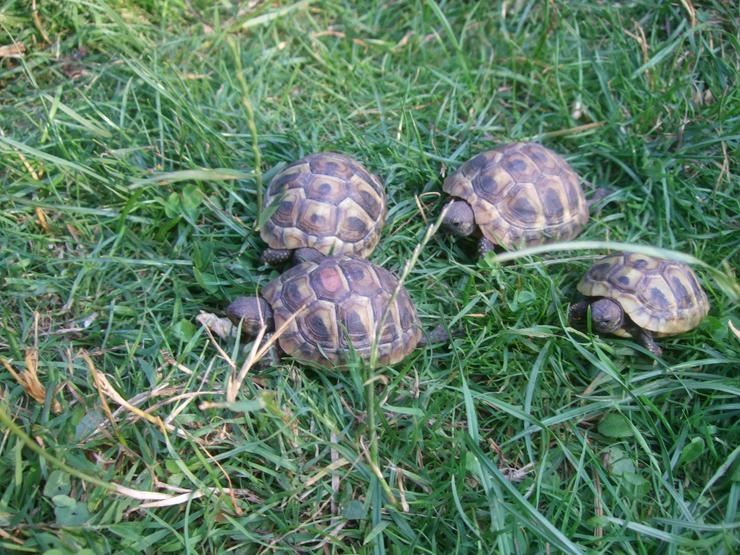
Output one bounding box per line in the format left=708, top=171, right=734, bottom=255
left=260, top=152, right=386, bottom=266
left=569, top=252, right=709, bottom=356
left=226, top=256, right=447, bottom=367
left=442, top=142, right=590, bottom=256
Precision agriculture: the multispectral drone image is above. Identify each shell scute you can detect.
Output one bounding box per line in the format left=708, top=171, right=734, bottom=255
left=298, top=299, right=338, bottom=350
left=522, top=142, right=560, bottom=174
left=305, top=174, right=346, bottom=203
left=475, top=166, right=513, bottom=204
left=310, top=264, right=351, bottom=302
left=337, top=296, right=374, bottom=350
left=337, top=199, right=371, bottom=243
left=296, top=199, right=338, bottom=235
left=505, top=184, right=542, bottom=226
left=308, top=153, right=354, bottom=179
left=347, top=175, right=384, bottom=220
left=460, top=152, right=491, bottom=178
left=279, top=274, right=316, bottom=313
left=500, top=148, right=540, bottom=183
left=270, top=190, right=303, bottom=228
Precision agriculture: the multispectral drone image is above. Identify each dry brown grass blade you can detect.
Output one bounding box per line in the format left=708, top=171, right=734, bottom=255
left=31, top=0, right=51, bottom=44
left=82, top=351, right=122, bottom=437
left=1, top=349, right=62, bottom=413
left=80, top=351, right=168, bottom=435
left=0, top=527, right=23, bottom=545
left=680, top=0, right=697, bottom=27
left=35, top=207, right=50, bottom=232
left=225, top=305, right=306, bottom=402
left=396, top=468, right=410, bottom=513
left=0, top=127, right=43, bottom=180
left=304, top=457, right=349, bottom=487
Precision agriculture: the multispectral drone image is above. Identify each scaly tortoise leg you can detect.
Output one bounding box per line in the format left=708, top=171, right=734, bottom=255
left=261, top=248, right=293, bottom=266
left=633, top=327, right=662, bottom=357
left=478, top=236, right=496, bottom=259
left=417, top=324, right=450, bottom=347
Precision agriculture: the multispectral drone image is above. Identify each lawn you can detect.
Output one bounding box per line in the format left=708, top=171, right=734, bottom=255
left=1, top=0, right=738, bottom=553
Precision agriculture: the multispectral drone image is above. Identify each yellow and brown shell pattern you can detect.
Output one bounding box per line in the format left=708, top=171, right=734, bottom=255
left=578, top=253, right=709, bottom=337
left=262, top=256, right=422, bottom=367
left=443, top=142, right=589, bottom=249
left=260, top=152, right=387, bottom=258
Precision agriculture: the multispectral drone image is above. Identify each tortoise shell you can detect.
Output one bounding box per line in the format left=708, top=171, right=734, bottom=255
left=262, top=256, right=421, bottom=366
left=260, top=152, right=387, bottom=258
left=577, top=253, right=709, bottom=337
left=443, top=142, right=588, bottom=249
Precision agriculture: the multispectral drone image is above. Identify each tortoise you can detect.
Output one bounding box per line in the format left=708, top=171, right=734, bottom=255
left=226, top=256, right=447, bottom=367
left=259, top=152, right=387, bottom=266
left=569, top=252, right=709, bottom=356
left=442, top=142, right=592, bottom=256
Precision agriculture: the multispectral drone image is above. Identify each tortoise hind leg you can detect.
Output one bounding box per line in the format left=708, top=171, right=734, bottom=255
left=261, top=248, right=293, bottom=266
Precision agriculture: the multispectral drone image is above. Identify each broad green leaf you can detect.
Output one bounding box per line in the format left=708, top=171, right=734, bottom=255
left=598, top=413, right=633, bottom=438
left=194, top=268, right=219, bottom=294
left=53, top=495, right=91, bottom=526
left=43, top=471, right=71, bottom=498
left=679, top=437, right=706, bottom=467
left=172, top=319, right=196, bottom=341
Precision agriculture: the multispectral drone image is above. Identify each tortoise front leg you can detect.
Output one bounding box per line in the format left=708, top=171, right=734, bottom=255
left=259, top=333, right=283, bottom=367
left=586, top=187, right=612, bottom=214
left=417, top=324, right=450, bottom=347
left=568, top=300, right=590, bottom=327
left=633, top=327, right=663, bottom=357
left=478, top=236, right=496, bottom=258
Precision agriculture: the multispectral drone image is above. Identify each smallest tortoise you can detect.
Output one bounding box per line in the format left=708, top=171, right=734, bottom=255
left=226, top=256, right=447, bottom=368
left=442, top=142, right=591, bottom=257
left=260, top=152, right=387, bottom=266
left=569, top=252, right=709, bottom=356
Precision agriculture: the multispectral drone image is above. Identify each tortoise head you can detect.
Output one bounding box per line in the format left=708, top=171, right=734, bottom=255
left=442, top=200, right=476, bottom=237
left=226, top=296, right=274, bottom=337
left=589, top=298, right=625, bottom=334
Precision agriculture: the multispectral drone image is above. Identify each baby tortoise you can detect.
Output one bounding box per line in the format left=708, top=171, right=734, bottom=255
left=226, top=256, right=447, bottom=367
left=442, top=142, right=590, bottom=257
left=260, top=152, right=386, bottom=266
left=570, top=252, right=709, bottom=356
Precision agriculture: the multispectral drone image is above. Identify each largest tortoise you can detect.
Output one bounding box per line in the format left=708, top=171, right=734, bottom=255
left=442, top=142, right=590, bottom=256
left=226, top=256, right=445, bottom=367
left=260, top=152, right=387, bottom=266
left=569, top=252, right=709, bottom=356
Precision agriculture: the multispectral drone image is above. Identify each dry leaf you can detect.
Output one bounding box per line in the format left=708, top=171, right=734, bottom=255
left=197, top=311, right=235, bottom=339
left=0, top=43, right=25, bottom=58
left=80, top=351, right=168, bottom=434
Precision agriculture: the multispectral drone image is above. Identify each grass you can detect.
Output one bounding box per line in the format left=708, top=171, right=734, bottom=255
left=0, top=0, right=738, bottom=552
